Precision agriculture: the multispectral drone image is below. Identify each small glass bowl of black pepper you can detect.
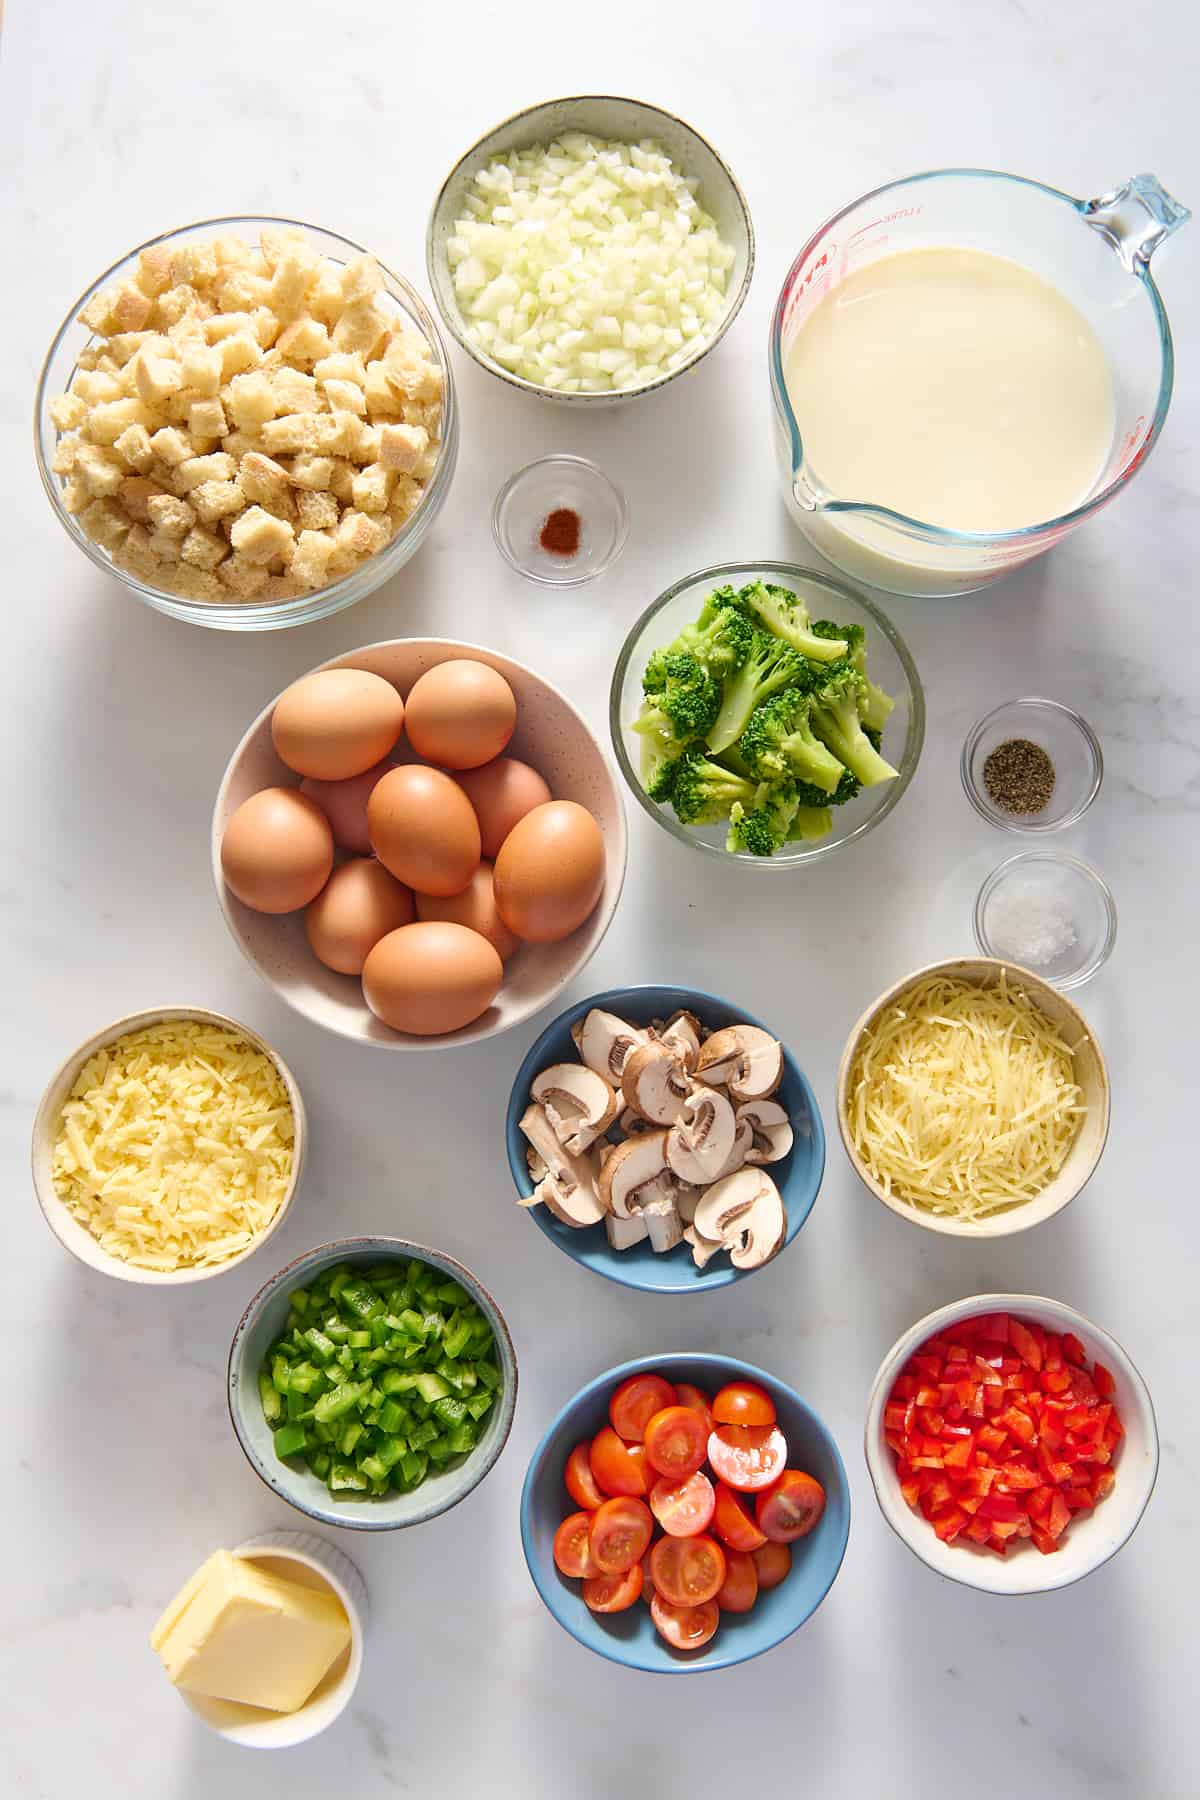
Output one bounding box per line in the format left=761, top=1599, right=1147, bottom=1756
left=492, top=454, right=628, bottom=588
left=961, top=698, right=1103, bottom=835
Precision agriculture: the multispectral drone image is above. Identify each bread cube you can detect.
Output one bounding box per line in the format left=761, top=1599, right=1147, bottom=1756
left=148, top=528, right=183, bottom=562
left=314, top=352, right=366, bottom=386
left=388, top=474, right=423, bottom=525
left=113, top=523, right=163, bottom=580
left=230, top=505, right=295, bottom=564
left=49, top=392, right=88, bottom=431
left=75, top=442, right=126, bottom=497
left=179, top=343, right=223, bottom=396
left=204, top=310, right=257, bottom=344
left=134, top=347, right=183, bottom=407
left=61, top=475, right=90, bottom=514
left=113, top=423, right=156, bottom=472
left=332, top=298, right=389, bottom=358
left=327, top=458, right=356, bottom=502
left=270, top=366, right=322, bottom=413
left=269, top=247, right=318, bottom=320
left=314, top=411, right=362, bottom=458
left=168, top=565, right=225, bottom=601
left=238, top=452, right=292, bottom=508
left=80, top=497, right=131, bottom=549
left=136, top=245, right=175, bottom=299
left=52, top=435, right=81, bottom=475
left=277, top=318, right=331, bottom=364
left=351, top=462, right=392, bottom=513
left=287, top=453, right=335, bottom=491
left=149, top=426, right=193, bottom=467
left=308, top=267, right=345, bottom=327
left=87, top=398, right=153, bottom=446
left=118, top=476, right=165, bottom=523
left=295, top=488, right=339, bottom=531
left=217, top=553, right=269, bottom=599
left=108, top=330, right=155, bottom=368
left=290, top=529, right=338, bottom=589
left=223, top=371, right=274, bottom=430
left=322, top=377, right=366, bottom=417
left=253, top=307, right=281, bottom=349
left=171, top=242, right=219, bottom=290
left=363, top=363, right=402, bottom=417
left=77, top=286, right=120, bottom=333
left=73, top=370, right=123, bottom=406
left=175, top=452, right=237, bottom=492
left=191, top=478, right=244, bottom=524
left=154, top=284, right=203, bottom=329
left=180, top=524, right=229, bottom=569
left=187, top=398, right=228, bottom=439
left=261, top=413, right=325, bottom=455
left=335, top=508, right=387, bottom=560
left=146, top=492, right=196, bottom=537
left=218, top=333, right=263, bottom=379
left=379, top=422, right=428, bottom=473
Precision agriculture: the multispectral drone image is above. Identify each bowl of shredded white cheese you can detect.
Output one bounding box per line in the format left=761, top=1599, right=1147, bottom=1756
left=427, top=96, right=754, bottom=403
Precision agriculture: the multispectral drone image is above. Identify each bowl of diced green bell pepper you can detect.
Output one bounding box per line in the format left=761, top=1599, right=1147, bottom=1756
left=228, top=1237, right=518, bottom=1530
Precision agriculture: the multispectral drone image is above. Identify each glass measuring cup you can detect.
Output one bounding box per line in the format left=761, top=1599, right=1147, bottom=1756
left=769, top=170, right=1188, bottom=597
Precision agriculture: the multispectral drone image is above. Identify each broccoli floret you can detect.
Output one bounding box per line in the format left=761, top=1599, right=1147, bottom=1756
left=646, top=753, right=684, bottom=805
left=809, top=666, right=900, bottom=788
left=634, top=650, right=721, bottom=750
left=739, top=580, right=847, bottom=664
left=792, top=767, right=862, bottom=809
left=813, top=619, right=895, bottom=734
left=669, top=748, right=759, bottom=826
left=787, top=806, right=834, bottom=842
left=707, top=627, right=811, bottom=755
left=672, top=600, right=756, bottom=683
left=738, top=688, right=849, bottom=795
left=726, top=781, right=800, bottom=857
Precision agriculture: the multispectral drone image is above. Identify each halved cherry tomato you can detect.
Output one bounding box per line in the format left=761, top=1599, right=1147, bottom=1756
left=553, top=1510, right=598, bottom=1579
left=564, top=1440, right=605, bottom=1511
left=716, top=1547, right=758, bottom=1613
left=583, top=1564, right=642, bottom=1612
left=649, top=1470, right=715, bottom=1538
left=650, top=1532, right=727, bottom=1606
left=588, top=1496, right=653, bottom=1573
left=707, top=1424, right=787, bottom=1491
left=644, top=1405, right=708, bottom=1480
left=589, top=1427, right=649, bottom=1497
left=639, top=1550, right=656, bottom=1603
left=712, top=1380, right=777, bottom=1428
left=609, top=1373, right=676, bottom=1443
left=752, top=1541, right=792, bottom=1590
left=674, top=1383, right=714, bottom=1434
left=650, top=1593, right=719, bottom=1650
left=712, top=1479, right=768, bottom=1551
left=756, top=1469, right=826, bottom=1542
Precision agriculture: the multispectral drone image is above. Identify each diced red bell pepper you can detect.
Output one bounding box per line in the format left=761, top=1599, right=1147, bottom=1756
left=979, top=1494, right=1023, bottom=1522
left=1027, top=1485, right=1052, bottom=1520
left=1043, top=1334, right=1063, bottom=1373
left=932, top=1506, right=968, bottom=1543
left=943, top=1435, right=974, bottom=1471
left=915, top=1384, right=941, bottom=1407
left=1092, top=1470, right=1116, bottom=1504
left=973, top=1356, right=1003, bottom=1388
left=1031, top=1527, right=1061, bottom=1555
left=900, top=1476, right=921, bottom=1508
left=971, top=1313, right=1010, bottom=1344
left=1064, top=1486, right=1095, bottom=1511
left=1009, top=1318, right=1044, bottom=1371
left=1046, top=1492, right=1071, bottom=1540
left=914, top=1354, right=943, bottom=1382
left=999, top=1405, right=1036, bottom=1445
left=999, top=1465, right=1040, bottom=1491
left=1062, top=1332, right=1086, bottom=1366
left=1043, top=1368, right=1073, bottom=1394
left=965, top=1515, right=993, bottom=1546
left=911, top=1454, right=943, bottom=1471
left=977, top=1424, right=1008, bottom=1454
left=884, top=1402, right=908, bottom=1432
left=1093, top=1361, right=1116, bottom=1399
left=989, top=1518, right=1023, bottom=1541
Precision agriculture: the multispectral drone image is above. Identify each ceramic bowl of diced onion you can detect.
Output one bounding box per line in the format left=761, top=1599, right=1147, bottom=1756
left=426, top=96, right=754, bottom=403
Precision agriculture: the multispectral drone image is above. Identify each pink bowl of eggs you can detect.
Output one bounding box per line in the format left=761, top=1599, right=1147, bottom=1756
left=212, top=639, right=628, bottom=1047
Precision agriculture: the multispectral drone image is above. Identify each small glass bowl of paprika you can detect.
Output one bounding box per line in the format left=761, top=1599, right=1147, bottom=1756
left=492, top=454, right=628, bottom=588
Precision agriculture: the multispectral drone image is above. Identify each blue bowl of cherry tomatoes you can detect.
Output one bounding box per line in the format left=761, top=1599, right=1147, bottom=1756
left=519, top=1353, right=851, bottom=1673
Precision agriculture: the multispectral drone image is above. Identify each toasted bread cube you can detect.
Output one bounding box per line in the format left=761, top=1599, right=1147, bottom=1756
left=186, top=398, right=226, bottom=439
left=322, top=377, right=365, bottom=417
left=108, top=330, right=155, bottom=369
left=220, top=431, right=261, bottom=461
left=259, top=574, right=304, bottom=601
left=230, top=505, right=295, bottom=564
left=168, top=564, right=225, bottom=601
left=148, top=528, right=183, bottom=562
left=170, top=242, right=219, bottom=291
left=62, top=475, right=90, bottom=514
left=154, top=284, right=202, bottom=329
left=383, top=334, right=439, bottom=401
left=118, top=476, right=165, bottom=523
left=218, top=333, right=263, bottom=380
left=52, top=435, right=81, bottom=475
left=290, top=529, right=338, bottom=588
left=223, top=370, right=274, bottom=430
left=73, top=370, right=124, bottom=406
left=252, top=306, right=281, bottom=349
left=179, top=342, right=223, bottom=396
left=351, top=462, right=392, bottom=513
left=180, top=524, right=229, bottom=569
left=203, top=310, right=255, bottom=344
left=216, top=267, right=272, bottom=313
left=327, top=458, right=356, bottom=502
left=388, top=474, right=423, bottom=525
left=80, top=497, right=131, bottom=549
left=340, top=255, right=383, bottom=305
left=295, top=488, right=339, bottom=531
left=113, top=423, right=156, bottom=472
left=379, top=422, right=428, bottom=474
left=260, top=225, right=307, bottom=271
left=270, top=367, right=322, bottom=414
left=113, top=523, right=163, bottom=580
left=78, top=286, right=120, bottom=333
left=354, top=422, right=382, bottom=463
left=313, top=411, right=362, bottom=458
left=238, top=452, right=292, bottom=508
left=76, top=442, right=126, bottom=496
left=175, top=452, right=237, bottom=493
left=214, top=234, right=253, bottom=269
left=217, top=553, right=269, bottom=598
left=191, top=478, right=244, bottom=524
left=149, top=426, right=193, bottom=467
left=363, top=362, right=402, bottom=417
left=146, top=492, right=196, bottom=537
left=287, top=454, right=334, bottom=491
left=335, top=508, right=387, bottom=560
left=134, top=346, right=183, bottom=408
left=111, top=282, right=155, bottom=333
left=308, top=267, right=345, bottom=327
left=332, top=298, right=389, bottom=359
left=261, top=413, right=325, bottom=455
left=276, top=318, right=331, bottom=364
left=269, top=246, right=318, bottom=319
left=136, top=245, right=175, bottom=299
left=313, top=352, right=366, bottom=386
left=49, top=392, right=89, bottom=431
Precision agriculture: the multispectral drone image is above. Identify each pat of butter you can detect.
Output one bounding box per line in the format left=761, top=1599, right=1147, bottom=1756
left=151, top=1549, right=351, bottom=1714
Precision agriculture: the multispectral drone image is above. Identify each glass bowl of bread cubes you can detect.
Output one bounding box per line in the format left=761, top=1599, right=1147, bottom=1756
left=35, top=217, right=459, bottom=630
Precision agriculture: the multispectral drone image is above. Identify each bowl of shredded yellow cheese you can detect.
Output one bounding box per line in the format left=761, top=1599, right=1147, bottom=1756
left=836, top=960, right=1108, bottom=1237
left=33, top=1007, right=305, bottom=1283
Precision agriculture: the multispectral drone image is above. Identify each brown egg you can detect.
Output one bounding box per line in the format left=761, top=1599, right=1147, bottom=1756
left=493, top=801, right=605, bottom=943
left=403, top=660, right=517, bottom=770
left=367, top=765, right=480, bottom=897
left=455, top=757, right=553, bottom=859
left=221, top=787, right=333, bottom=914
left=272, top=669, right=405, bottom=780
left=300, top=759, right=393, bottom=854
left=415, top=862, right=520, bottom=961
left=305, top=858, right=415, bottom=974
left=362, top=922, right=503, bottom=1035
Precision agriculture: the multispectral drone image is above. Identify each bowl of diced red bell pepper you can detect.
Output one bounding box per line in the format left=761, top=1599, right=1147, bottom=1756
left=865, top=1294, right=1158, bottom=1595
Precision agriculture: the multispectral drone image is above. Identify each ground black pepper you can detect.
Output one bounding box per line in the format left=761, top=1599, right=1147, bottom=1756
left=982, top=738, right=1056, bottom=815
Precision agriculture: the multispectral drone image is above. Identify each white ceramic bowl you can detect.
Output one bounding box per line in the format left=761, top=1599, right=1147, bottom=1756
left=865, top=1294, right=1159, bottom=1595
left=173, top=1530, right=367, bottom=1747
left=211, top=638, right=628, bottom=1049
left=427, top=95, right=754, bottom=405
left=31, top=1006, right=306, bottom=1285
left=837, top=958, right=1109, bottom=1238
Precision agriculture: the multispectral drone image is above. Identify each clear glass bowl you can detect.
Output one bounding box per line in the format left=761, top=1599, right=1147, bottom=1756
left=609, top=560, right=925, bottom=868
left=962, top=698, right=1103, bottom=833
left=974, top=851, right=1117, bottom=989
left=492, top=455, right=627, bottom=586
left=34, top=215, right=459, bottom=632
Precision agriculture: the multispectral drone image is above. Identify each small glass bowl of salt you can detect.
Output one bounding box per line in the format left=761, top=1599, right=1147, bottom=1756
left=974, top=852, right=1117, bottom=990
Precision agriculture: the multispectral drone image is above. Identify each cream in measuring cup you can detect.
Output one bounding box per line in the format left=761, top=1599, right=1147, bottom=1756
left=783, top=246, right=1114, bottom=535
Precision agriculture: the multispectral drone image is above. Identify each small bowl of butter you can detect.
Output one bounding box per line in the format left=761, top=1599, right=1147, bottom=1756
left=150, top=1531, right=367, bottom=1748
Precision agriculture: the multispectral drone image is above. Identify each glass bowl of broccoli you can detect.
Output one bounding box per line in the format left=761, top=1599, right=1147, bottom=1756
left=609, top=561, right=924, bottom=865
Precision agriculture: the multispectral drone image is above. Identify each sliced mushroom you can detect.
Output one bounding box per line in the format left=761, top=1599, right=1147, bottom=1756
left=682, top=1223, right=724, bottom=1269
left=737, top=1099, right=794, bottom=1165
left=530, top=1062, right=618, bottom=1154
left=518, top=1103, right=605, bottom=1226
left=606, top=1211, right=649, bottom=1251
left=643, top=1195, right=684, bottom=1253
left=666, top=1087, right=737, bottom=1186
left=674, top=1183, right=702, bottom=1226
left=692, top=1168, right=786, bottom=1270
left=658, top=1010, right=702, bottom=1071
left=572, top=1009, right=649, bottom=1082
left=695, top=1025, right=784, bottom=1103
left=525, top=1146, right=548, bottom=1182
left=618, top=1107, right=653, bottom=1137
left=712, top=1117, right=753, bottom=1180
left=598, top=1130, right=671, bottom=1219
left=621, top=1041, right=693, bottom=1126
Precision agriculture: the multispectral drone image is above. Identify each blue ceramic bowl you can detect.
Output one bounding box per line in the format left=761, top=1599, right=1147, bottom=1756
left=505, top=986, right=824, bottom=1294
left=520, top=1353, right=851, bottom=1673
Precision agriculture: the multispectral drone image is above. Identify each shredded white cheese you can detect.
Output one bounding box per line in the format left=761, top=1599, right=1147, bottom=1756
left=848, top=971, right=1086, bottom=1219
left=52, top=1020, right=295, bottom=1271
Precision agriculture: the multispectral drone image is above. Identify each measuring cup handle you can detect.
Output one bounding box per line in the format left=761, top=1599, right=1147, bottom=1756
left=1082, top=173, right=1190, bottom=270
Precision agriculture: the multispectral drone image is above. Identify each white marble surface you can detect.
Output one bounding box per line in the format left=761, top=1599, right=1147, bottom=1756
left=2, top=2, right=1197, bottom=1794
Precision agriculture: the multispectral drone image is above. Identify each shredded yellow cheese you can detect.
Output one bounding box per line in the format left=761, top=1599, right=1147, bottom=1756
left=52, top=1020, right=295, bottom=1271
left=847, top=971, right=1086, bottom=1220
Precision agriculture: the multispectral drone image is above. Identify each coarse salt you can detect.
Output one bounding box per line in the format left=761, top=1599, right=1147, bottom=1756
left=986, top=882, right=1078, bottom=967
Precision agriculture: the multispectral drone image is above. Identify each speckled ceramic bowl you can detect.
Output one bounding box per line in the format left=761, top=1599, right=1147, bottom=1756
left=228, top=1237, right=518, bottom=1532
left=212, top=638, right=627, bottom=1048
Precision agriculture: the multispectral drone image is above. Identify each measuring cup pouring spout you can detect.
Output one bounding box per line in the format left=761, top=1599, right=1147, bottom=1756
left=770, top=168, right=1189, bottom=598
